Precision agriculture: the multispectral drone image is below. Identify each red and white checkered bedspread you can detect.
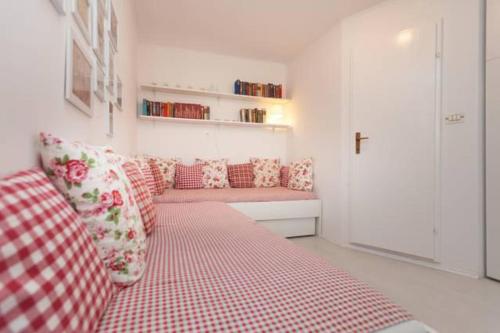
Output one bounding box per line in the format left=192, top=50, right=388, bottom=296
left=154, top=187, right=318, bottom=204
left=97, top=202, right=412, bottom=332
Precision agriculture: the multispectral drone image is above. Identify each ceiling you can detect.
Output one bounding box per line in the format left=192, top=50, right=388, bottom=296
left=135, top=0, right=386, bottom=63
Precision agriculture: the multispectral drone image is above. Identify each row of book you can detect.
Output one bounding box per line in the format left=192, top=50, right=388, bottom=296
left=240, top=108, right=267, bottom=124
left=142, top=99, right=210, bottom=120
left=234, top=80, right=283, bottom=99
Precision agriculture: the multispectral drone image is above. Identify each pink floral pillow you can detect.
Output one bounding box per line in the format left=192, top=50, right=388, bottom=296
left=39, top=133, right=147, bottom=287
left=288, top=158, right=314, bottom=192
left=142, top=155, right=180, bottom=189
left=195, top=159, right=230, bottom=189
left=250, top=158, right=281, bottom=188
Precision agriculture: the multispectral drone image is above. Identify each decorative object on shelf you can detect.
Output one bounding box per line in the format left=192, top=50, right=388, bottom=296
left=65, top=27, right=94, bottom=117
left=108, top=0, right=118, bottom=52
left=49, top=0, right=66, bottom=15
left=115, top=75, right=123, bottom=110
left=240, top=108, right=267, bottom=124
left=72, top=0, right=92, bottom=43
left=142, top=99, right=210, bottom=120
left=94, top=62, right=105, bottom=102
left=107, top=44, right=115, bottom=96
left=234, top=79, right=283, bottom=99
left=92, top=0, right=105, bottom=65
left=107, top=102, right=114, bottom=137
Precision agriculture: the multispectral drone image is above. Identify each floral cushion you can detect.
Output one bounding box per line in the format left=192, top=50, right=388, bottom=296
left=195, top=159, right=230, bottom=189
left=142, top=155, right=180, bottom=189
left=288, top=158, right=314, bottom=192
left=280, top=166, right=290, bottom=188
left=250, top=158, right=281, bottom=188
left=122, top=162, right=156, bottom=235
left=175, top=164, right=204, bottom=189
left=39, top=133, right=147, bottom=287
left=0, top=168, right=116, bottom=332
left=227, top=163, right=255, bottom=188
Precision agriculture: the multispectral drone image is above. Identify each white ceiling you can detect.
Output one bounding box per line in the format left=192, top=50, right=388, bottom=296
left=135, top=0, right=386, bottom=63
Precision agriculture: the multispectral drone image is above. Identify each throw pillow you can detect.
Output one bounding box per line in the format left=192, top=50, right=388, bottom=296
left=250, top=158, right=281, bottom=188
left=281, top=166, right=290, bottom=188
left=288, top=158, right=314, bottom=192
left=175, top=164, right=204, bottom=189
left=227, top=163, right=255, bottom=188
left=195, top=158, right=230, bottom=189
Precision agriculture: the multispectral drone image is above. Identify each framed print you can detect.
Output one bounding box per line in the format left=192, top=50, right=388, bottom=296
left=72, top=0, right=92, bottom=43
left=115, top=75, right=123, bottom=111
left=109, top=1, right=118, bottom=52
left=107, top=45, right=115, bottom=96
left=107, top=102, right=114, bottom=137
left=94, top=63, right=105, bottom=102
left=92, top=0, right=105, bottom=65
left=50, top=0, right=66, bottom=15
left=65, top=27, right=94, bottom=117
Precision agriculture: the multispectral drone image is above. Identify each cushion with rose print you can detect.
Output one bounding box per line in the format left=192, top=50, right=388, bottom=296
left=195, top=158, right=230, bottom=189
left=131, top=157, right=158, bottom=196
left=250, top=158, right=281, bottom=188
left=288, top=158, right=314, bottom=192
left=140, top=155, right=181, bottom=189
left=39, top=132, right=147, bottom=287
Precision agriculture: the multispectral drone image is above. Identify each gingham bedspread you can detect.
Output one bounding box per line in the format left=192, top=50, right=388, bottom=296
left=154, top=187, right=318, bottom=204
left=97, top=202, right=412, bottom=332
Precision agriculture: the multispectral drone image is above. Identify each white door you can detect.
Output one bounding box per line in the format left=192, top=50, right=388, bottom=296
left=348, top=8, right=441, bottom=260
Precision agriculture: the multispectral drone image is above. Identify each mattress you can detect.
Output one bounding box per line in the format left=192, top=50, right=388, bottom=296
left=154, top=186, right=318, bottom=204
left=97, top=202, right=419, bottom=332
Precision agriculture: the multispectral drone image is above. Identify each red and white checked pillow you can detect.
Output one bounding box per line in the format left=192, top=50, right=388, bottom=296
left=250, top=158, right=281, bottom=188
left=132, top=158, right=157, bottom=196
left=0, top=168, right=116, bottom=332
left=281, top=166, right=290, bottom=188
left=142, top=155, right=180, bottom=189
left=289, top=158, right=314, bottom=192
left=227, top=163, right=255, bottom=188
left=195, top=158, right=230, bottom=189
left=175, top=164, right=204, bottom=189
left=147, top=159, right=166, bottom=195
left=122, top=162, right=156, bottom=235
left=39, top=133, right=147, bottom=286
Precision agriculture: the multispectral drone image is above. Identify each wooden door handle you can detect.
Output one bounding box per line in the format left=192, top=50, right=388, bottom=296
left=355, top=132, right=369, bottom=154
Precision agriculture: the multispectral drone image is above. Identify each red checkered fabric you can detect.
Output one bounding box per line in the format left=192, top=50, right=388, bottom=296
left=0, top=168, right=115, bottom=332
left=122, top=162, right=157, bottom=235
left=281, top=165, right=290, bottom=187
left=97, top=202, right=412, bottom=332
left=147, top=159, right=166, bottom=195
left=133, top=159, right=157, bottom=196
left=174, top=164, right=203, bottom=189
left=227, top=163, right=255, bottom=188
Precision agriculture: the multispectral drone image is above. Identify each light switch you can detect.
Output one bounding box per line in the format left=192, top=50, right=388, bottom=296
left=444, top=114, right=465, bottom=125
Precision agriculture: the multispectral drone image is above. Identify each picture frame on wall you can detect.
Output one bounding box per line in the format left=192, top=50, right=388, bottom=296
left=50, top=0, right=66, bottom=15
left=94, top=63, right=105, bottom=102
left=108, top=1, right=118, bottom=52
left=92, top=0, right=105, bottom=65
left=107, top=102, right=114, bottom=137
left=115, top=75, right=123, bottom=111
left=72, top=0, right=92, bottom=43
left=65, top=27, right=94, bottom=117
left=107, top=46, right=115, bottom=96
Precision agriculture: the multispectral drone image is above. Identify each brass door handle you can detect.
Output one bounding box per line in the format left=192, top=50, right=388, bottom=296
left=355, top=132, right=369, bottom=154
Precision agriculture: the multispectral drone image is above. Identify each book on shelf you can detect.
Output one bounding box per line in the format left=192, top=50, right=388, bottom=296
left=142, top=99, right=210, bottom=120
left=234, top=80, right=283, bottom=99
left=239, top=108, right=267, bottom=124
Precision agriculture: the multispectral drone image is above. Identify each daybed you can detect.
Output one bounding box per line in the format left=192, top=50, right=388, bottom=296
left=97, top=202, right=429, bottom=332
left=155, top=187, right=322, bottom=238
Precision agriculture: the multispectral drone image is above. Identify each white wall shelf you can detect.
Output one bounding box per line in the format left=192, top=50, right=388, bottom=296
left=140, top=84, right=290, bottom=105
left=138, top=115, right=290, bottom=130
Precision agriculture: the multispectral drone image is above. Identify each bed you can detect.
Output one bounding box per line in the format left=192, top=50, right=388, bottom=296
left=154, top=187, right=322, bottom=238
left=97, top=202, right=431, bottom=332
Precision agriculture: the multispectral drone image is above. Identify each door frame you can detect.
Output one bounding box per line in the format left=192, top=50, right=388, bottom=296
left=344, top=19, right=444, bottom=263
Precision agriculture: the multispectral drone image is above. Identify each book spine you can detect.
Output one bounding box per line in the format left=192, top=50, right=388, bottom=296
left=234, top=80, right=241, bottom=95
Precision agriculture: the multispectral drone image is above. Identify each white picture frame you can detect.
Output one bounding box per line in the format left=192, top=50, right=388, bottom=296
left=72, top=0, right=92, bottom=43
left=106, top=44, right=115, bottom=97
left=108, top=1, right=118, bottom=52
left=92, top=0, right=105, bottom=65
left=50, top=0, right=66, bottom=15
left=115, top=75, right=123, bottom=111
left=65, top=27, right=94, bottom=117
left=94, top=62, right=105, bottom=103
left=107, top=102, right=114, bottom=137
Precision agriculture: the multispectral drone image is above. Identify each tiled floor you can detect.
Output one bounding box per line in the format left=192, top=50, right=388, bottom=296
left=291, top=237, right=500, bottom=333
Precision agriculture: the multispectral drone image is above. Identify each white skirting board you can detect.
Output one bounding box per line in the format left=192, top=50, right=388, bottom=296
left=229, top=200, right=322, bottom=238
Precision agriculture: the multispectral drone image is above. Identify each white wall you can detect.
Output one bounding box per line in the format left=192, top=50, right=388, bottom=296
left=136, top=45, right=289, bottom=163
left=0, top=0, right=139, bottom=176
left=288, top=0, right=484, bottom=277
